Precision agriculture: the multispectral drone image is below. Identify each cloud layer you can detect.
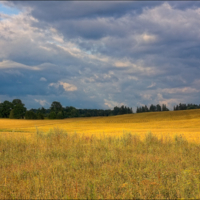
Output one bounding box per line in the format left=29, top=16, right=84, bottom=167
left=0, top=1, right=200, bottom=110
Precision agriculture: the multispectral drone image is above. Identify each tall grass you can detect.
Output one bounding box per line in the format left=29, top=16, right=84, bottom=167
left=1, top=128, right=200, bottom=199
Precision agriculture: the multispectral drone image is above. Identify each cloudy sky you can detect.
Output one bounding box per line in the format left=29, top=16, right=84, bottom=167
left=0, top=1, right=200, bottom=111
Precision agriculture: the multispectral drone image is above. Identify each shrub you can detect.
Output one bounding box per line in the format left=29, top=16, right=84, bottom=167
left=56, top=111, right=64, bottom=119
left=37, top=113, right=44, bottom=119
left=12, top=104, right=26, bottom=119
left=9, top=106, right=26, bottom=119
left=9, top=109, right=15, bottom=119
left=25, top=111, right=37, bottom=119
left=48, top=111, right=56, bottom=119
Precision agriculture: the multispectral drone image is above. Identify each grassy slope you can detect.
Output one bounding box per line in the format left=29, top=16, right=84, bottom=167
left=0, top=109, right=200, bottom=142
left=1, top=110, right=200, bottom=198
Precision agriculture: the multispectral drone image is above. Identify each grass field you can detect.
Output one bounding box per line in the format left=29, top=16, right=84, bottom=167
left=1, top=109, right=200, bottom=198
left=1, top=109, right=200, bottom=142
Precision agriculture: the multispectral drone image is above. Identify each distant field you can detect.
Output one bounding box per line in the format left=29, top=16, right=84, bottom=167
left=1, top=109, right=200, bottom=142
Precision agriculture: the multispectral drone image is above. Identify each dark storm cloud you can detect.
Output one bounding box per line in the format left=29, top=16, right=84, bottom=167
left=1, top=1, right=200, bottom=110
left=7, top=1, right=163, bottom=40
left=7, top=1, right=162, bottom=20
left=169, top=1, right=200, bottom=10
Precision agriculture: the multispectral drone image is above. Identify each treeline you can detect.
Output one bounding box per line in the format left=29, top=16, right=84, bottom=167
left=1, top=99, right=200, bottom=120
left=136, top=104, right=169, bottom=113
left=0, top=99, right=44, bottom=119
left=39, top=103, right=133, bottom=119
left=174, top=103, right=200, bottom=111
left=0, top=99, right=133, bottom=119
left=136, top=103, right=200, bottom=113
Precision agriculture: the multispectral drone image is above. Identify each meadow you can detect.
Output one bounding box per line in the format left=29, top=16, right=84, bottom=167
left=1, top=109, right=200, bottom=142
left=1, top=109, right=200, bottom=198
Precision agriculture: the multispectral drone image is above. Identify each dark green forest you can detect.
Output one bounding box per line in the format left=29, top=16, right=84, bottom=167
left=0, top=99, right=199, bottom=119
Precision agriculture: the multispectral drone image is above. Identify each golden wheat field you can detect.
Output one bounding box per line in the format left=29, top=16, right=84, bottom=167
left=1, top=109, right=200, bottom=142
left=1, top=109, right=200, bottom=199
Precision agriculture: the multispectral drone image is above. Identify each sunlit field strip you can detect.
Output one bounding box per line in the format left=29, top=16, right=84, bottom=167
left=1, top=109, right=200, bottom=143
left=1, top=130, right=200, bottom=143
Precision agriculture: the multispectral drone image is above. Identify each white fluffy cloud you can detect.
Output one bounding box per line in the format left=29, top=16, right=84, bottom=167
left=0, top=60, right=40, bottom=70
left=34, top=99, right=49, bottom=106
left=104, top=99, right=124, bottom=109
left=49, top=81, right=77, bottom=92
left=59, top=82, right=77, bottom=92
left=40, top=77, right=47, bottom=81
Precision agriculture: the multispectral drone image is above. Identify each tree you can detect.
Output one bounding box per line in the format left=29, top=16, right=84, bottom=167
left=85, top=112, right=91, bottom=117
left=70, top=108, right=79, bottom=117
left=156, top=104, right=161, bottom=111
left=0, top=103, right=3, bottom=118
left=113, top=106, right=120, bottom=115
left=56, top=111, right=64, bottom=119
left=9, top=109, right=15, bottom=119
left=150, top=104, right=156, bottom=112
left=36, top=108, right=45, bottom=119
left=162, top=104, right=169, bottom=111
left=144, top=105, right=149, bottom=112
left=8, top=99, right=27, bottom=119
left=50, top=101, right=63, bottom=114
left=142, top=106, right=145, bottom=112
left=12, top=99, right=23, bottom=107
left=25, top=111, right=37, bottom=119
left=64, top=106, right=78, bottom=117
left=37, top=113, right=44, bottom=119
left=48, top=111, right=56, bottom=119
left=10, top=104, right=26, bottom=119
left=41, top=107, right=46, bottom=115
left=0, top=101, right=13, bottom=118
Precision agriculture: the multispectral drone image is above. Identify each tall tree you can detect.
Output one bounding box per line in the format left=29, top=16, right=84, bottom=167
left=12, top=99, right=23, bottom=107
left=156, top=104, right=161, bottom=111
left=49, top=111, right=56, bottom=119
left=50, top=101, right=63, bottom=114
left=25, top=111, right=37, bottom=119
left=0, top=101, right=13, bottom=118
left=144, top=105, right=149, bottom=112
left=41, top=107, right=46, bottom=114
left=162, top=104, right=169, bottom=111
left=10, top=99, right=26, bottom=119
left=150, top=104, right=156, bottom=112
left=10, top=104, right=26, bottom=119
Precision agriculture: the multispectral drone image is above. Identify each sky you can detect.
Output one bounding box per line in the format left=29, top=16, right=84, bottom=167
left=0, top=1, right=200, bottom=111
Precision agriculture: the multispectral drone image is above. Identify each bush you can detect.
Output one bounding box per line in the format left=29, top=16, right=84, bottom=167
left=56, top=111, right=64, bottom=119
left=9, top=106, right=26, bottom=119
left=48, top=111, right=56, bottom=119
left=12, top=104, right=26, bottom=119
left=25, top=111, right=37, bottom=119
left=37, top=113, right=44, bottom=119
left=9, top=109, right=15, bottom=119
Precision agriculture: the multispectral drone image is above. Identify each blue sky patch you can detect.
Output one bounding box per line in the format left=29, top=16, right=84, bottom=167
left=0, top=3, right=20, bottom=15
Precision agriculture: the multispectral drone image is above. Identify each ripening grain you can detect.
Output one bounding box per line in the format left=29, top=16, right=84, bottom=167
left=0, top=130, right=200, bottom=199
left=1, top=109, right=200, bottom=142
left=1, top=110, right=200, bottom=198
